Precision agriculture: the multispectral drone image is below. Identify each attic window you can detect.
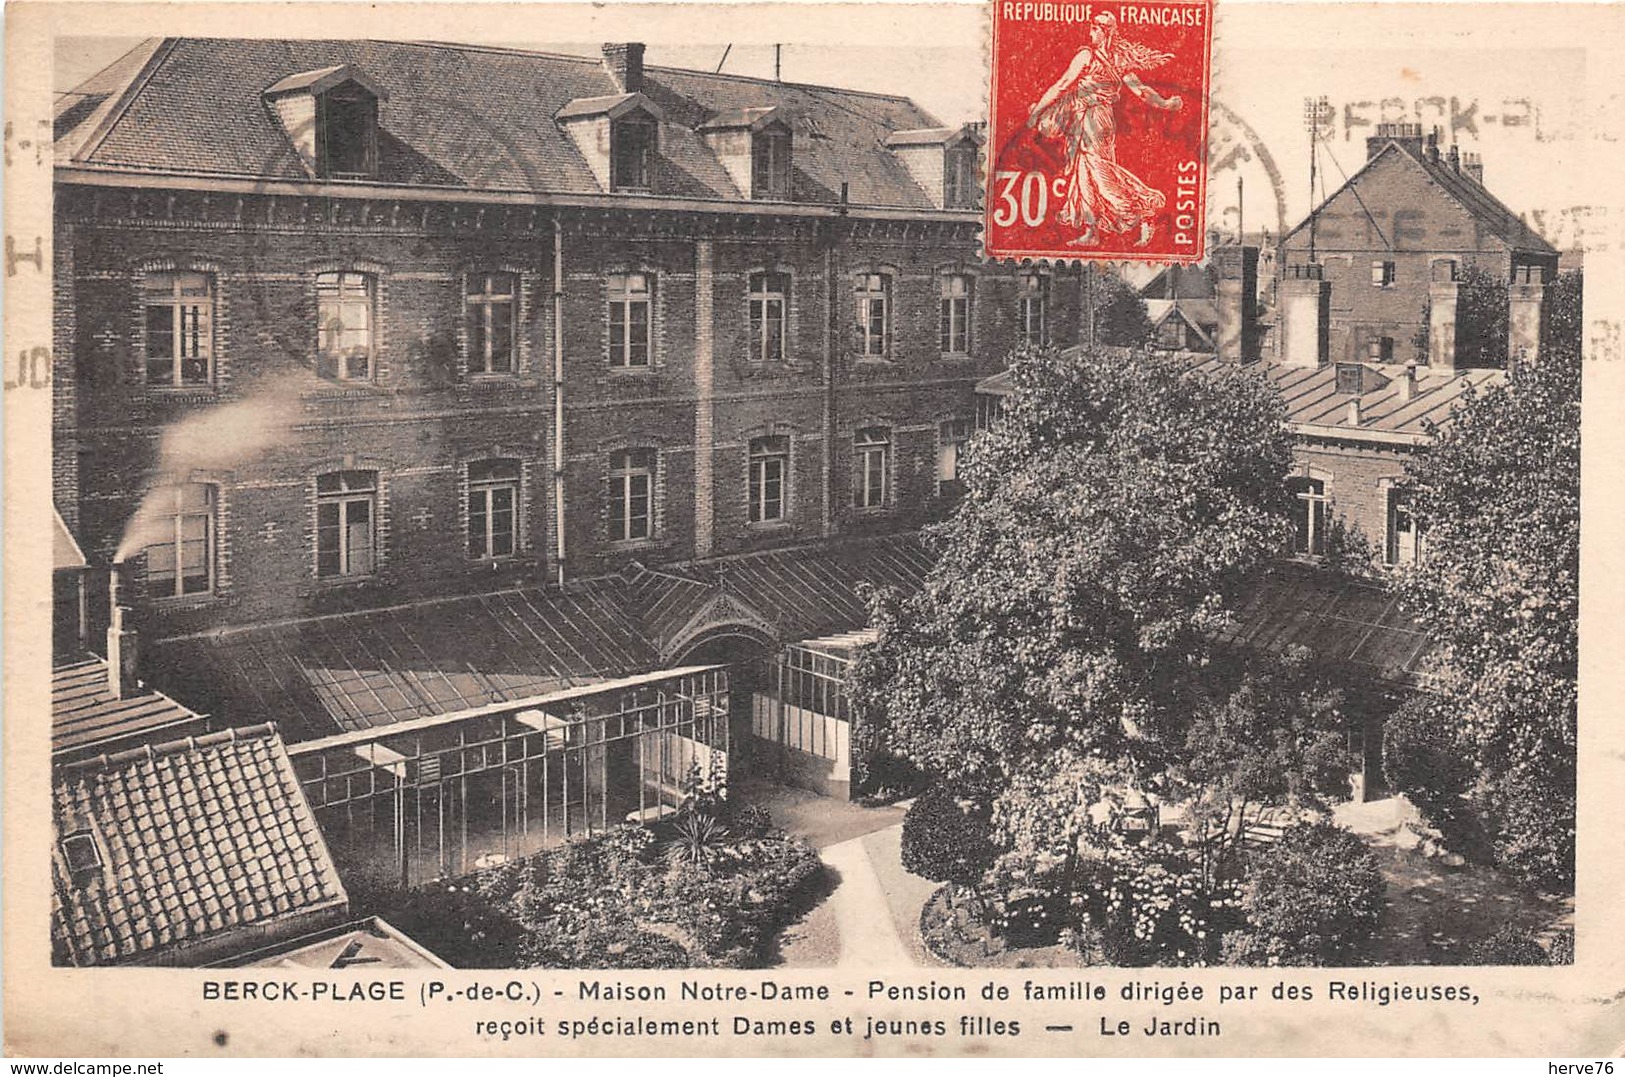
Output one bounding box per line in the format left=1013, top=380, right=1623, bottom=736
left=944, top=144, right=979, bottom=209
left=752, top=128, right=791, bottom=201
left=612, top=117, right=656, bottom=192
left=319, top=83, right=379, bottom=179
left=61, top=831, right=102, bottom=875
left=1336, top=362, right=1365, bottom=394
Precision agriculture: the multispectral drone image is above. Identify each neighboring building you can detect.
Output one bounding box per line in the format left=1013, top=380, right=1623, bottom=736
left=52, top=724, right=349, bottom=966
left=209, top=916, right=449, bottom=969
left=1139, top=264, right=1219, bottom=353
left=1277, top=122, right=1559, bottom=370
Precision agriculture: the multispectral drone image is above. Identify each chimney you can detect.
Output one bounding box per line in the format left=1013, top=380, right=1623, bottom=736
left=1346, top=398, right=1362, bottom=426
left=1425, top=128, right=1441, bottom=164
left=602, top=43, right=645, bottom=94
left=1367, top=122, right=1424, bottom=161
left=1463, top=152, right=1484, bottom=185
left=1447, top=144, right=1461, bottom=173
left=1429, top=276, right=1460, bottom=373
left=105, top=563, right=140, bottom=700
left=1400, top=362, right=1418, bottom=402
left=1279, top=265, right=1330, bottom=367
left=1214, top=244, right=1260, bottom=363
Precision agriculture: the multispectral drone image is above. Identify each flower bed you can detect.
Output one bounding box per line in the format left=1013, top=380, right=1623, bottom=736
left=368, top=808, right=824, bottom=969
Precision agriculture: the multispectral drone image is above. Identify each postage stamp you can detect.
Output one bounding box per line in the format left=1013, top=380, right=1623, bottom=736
left=986, top=0, right=1214, bottom=262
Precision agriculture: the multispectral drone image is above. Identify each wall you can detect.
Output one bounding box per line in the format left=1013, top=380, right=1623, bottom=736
left=58, top=186, right=1081, bottom=637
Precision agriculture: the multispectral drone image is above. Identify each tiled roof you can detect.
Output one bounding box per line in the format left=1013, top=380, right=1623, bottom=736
left=1288, top=140, right=1557, bottom=256
left=57, top=38, right=945, bottom=210
left=144, top=533, right=932, bottom=741
left=52, top=725, right=347, bottom=967
left=53, top=656, right=209, bottom=759
left=1216, top=561, right=1432, bottom=685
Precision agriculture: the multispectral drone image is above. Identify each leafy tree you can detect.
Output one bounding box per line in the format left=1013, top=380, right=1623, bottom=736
left=1092, top=270, right=1154, bottom=347
left=1540, top=269, right=1583, bottom=358
left=848, top=344, right=1295, bottom=799
left=1455, top=261, right=1510, bottom=369
left=1177, top=647, right=1349, bottom=888
left=1396, top=316, right=1579, bottom=890
left=1222, top=821, right=1385, bottom=966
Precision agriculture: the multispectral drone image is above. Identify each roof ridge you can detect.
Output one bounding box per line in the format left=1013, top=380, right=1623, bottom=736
left=60, top=722, right=280, bottom=774
left=645, top=61, right=921, bottom=105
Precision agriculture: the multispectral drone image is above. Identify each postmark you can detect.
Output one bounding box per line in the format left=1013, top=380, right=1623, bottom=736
left=986, top=0, right=1214, bottom=262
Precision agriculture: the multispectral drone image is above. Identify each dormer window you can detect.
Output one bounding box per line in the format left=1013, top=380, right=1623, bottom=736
left=263, top=65, right=387, bottom=181
left=752, top=127, right=792, bottom=200
left=944, top=144, right=979, bottom=209
left=612, top=117, right=656, bottom=192
left=319, top=83, right=378, bottom=179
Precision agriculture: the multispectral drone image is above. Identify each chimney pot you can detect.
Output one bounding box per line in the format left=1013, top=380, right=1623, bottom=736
left=1401, top=363, right=1418, bottom=402
left=602, top=42, right=646, bottom=94
left=1346, top=398, right=1362, bottom=426
left=106, top=563, right=141, bottom=700
left=1447, top=144, right=1461, bottom=172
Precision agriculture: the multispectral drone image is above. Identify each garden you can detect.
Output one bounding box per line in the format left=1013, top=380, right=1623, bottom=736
left=362, top=793, right=826, bottom=969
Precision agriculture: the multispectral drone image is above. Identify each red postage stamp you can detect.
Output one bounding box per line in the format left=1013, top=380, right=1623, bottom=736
left=986, top=0, right=1214, bottom=262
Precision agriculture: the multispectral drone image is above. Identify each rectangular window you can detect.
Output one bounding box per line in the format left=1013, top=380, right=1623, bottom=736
left=143, top=272, right=213, bottom=387
left=316, top=272, right=375, bottom=381
left=1371, top=260, right=1396, bottom=287
left=315, top=470, right=377, bottom=577
left=852, top=427, right=890, bottom=509
left=608, top=273, right=652, bottom=368
left=609, top=449, right=654, bottom=542
left=752, top=130, right=791, bottom=200
left=468, top=459, right=520, bottom=559
left=1337, top=362, right=1365, bottom=394
left=611, top=119, right=655, bottom=191
left=1386, top=488, right=1420, bottom=566
left=854, top=274, right=890, bottom=357
left=937, top=418, right=972, bottom=497
left=940, top=275, right=972, bottom=354
left=143, top=482, right=214, bottom=598
left=1288, top=477, right=1328, bottom=557
left=319, top=87, right=378, bottom=178
left=1019, top=273, right=1049, bottom=347
left=944, top=146, right=978, bottom=208
left=466, top=273, right=517, bottom=374
left=749, top=272, right=789, bottom=363
left=749, top=436, right=790, bottom=524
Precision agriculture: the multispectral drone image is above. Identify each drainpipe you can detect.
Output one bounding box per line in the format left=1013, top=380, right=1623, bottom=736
left=552, top=215, right=567, bottom=588
left=822, top=226, right=836, bottom=537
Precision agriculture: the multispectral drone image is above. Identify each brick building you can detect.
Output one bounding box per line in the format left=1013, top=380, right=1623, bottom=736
left=54, top=38, right=1087, bottom=647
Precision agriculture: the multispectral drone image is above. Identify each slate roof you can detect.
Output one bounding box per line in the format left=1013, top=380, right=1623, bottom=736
left=1286, top=140, right=1557, bottom=256
left=53, top=656, right=209, bottom=759
left=52, top=725, right=347, bottom=967
left=56, top=38, right=946, bottom=210
left=145, top=533, right=932, bottom=742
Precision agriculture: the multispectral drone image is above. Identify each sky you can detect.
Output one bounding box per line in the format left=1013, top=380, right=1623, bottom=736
left=53, top=4, right=1621, bottom=253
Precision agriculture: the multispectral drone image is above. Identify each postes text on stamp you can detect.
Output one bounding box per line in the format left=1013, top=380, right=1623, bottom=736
left=987, top=0, right=1214, bottom=262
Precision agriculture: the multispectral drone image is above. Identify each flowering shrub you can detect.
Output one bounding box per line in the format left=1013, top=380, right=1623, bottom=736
left=901, top=784, right=996, bottom=890
left=1070, top=836, right=1243, bottom=967
left=1225, top=822, right=1384, bottom=966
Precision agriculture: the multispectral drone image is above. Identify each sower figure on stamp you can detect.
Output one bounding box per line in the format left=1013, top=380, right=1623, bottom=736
left=1027, top=12, right=1184, bottom=248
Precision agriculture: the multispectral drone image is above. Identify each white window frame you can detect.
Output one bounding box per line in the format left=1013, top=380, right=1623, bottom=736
left=937, top=418, right=972, bottom=496
left=1386, top=487, right=1421, bottom=566
left=940, top=274, right=972, bottom=355
left=316, top=271, right=376, bottom=381
left=609, top=448, right=655, bottom=543
left=315, top=470, right=378, bottom=578
left=748, top=435, right=790, bottom=524
left=853, top=427, right=890, bottom=509
left=1371, top=260, right=1397, bottom=287
left=143, top=271, right=214, bottom=387
left=749, top=272, right=789, bottom=363
left=854, top=273, right=891, bottom=358
left=607, top=272, right=653, bottom=369
left=1288, top=476, right=1329, bottom=557
left=143, top=482, right=216, bottom=599
left=468, top=459, right=521, bottom=560
left=1019, top=272, right=1049, bottom=347
left=465, top=272, right=517, bottom=375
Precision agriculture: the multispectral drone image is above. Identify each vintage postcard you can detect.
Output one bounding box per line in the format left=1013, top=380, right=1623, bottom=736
left=4, top=0, right=1624, bottom=1060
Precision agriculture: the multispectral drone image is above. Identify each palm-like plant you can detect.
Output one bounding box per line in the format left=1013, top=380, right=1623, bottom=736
left=665, top=813, right=728, bottom=867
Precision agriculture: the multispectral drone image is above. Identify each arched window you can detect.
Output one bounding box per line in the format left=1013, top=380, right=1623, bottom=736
left=748, top=272, right=789, bottom=363
left=468, top=459, right=521, bottom=559
left=315, top=271, right=376, bottom=381
left=142, top=482, right=216, bottom=598
left=607, top=273, right=653, bottom=368
left=748, top=436, right=790, bottom=523
left=315, top=470, right=378, bottom=577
